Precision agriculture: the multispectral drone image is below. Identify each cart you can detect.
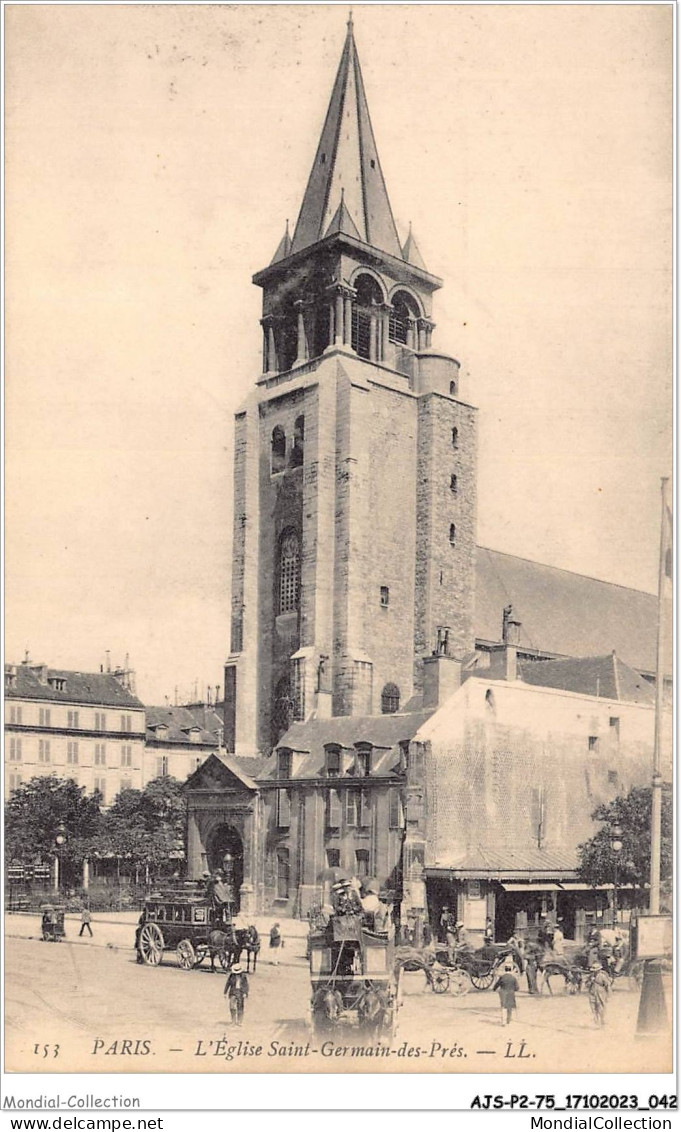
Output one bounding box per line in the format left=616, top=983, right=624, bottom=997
left=40, top=904, right=65, bottom=942
left=309, top=911, right=401, bottom=1040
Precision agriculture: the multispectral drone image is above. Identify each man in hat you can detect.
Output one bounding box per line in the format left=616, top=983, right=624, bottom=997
left=224, top=963, right=249, bottom=1026
left=492, top=962, right=520, bottom=1026
left=588, top=963, right=611, bottom=1026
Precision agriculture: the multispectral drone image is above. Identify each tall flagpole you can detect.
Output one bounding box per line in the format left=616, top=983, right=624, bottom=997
left=649, top=476, right=669, bottom=915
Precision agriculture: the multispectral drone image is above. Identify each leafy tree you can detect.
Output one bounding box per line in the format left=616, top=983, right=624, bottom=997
left=577, top=784, right=672, bottom=895
left=97, top=777, right=187, bottom=877
left=5, top=776, right=102, bottom=878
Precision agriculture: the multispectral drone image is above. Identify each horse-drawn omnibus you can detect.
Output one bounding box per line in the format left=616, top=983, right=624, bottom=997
left=135, top=884, right=259, bottom=972
left=309, top=908, right=401, bottom=1040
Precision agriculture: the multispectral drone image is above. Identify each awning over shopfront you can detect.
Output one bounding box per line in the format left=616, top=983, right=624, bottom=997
left=501, top=883, right=561, bottom=892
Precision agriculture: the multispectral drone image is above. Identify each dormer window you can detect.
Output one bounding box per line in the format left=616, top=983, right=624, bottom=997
left=5, top=670, right=16, bottom=689
left=325, top=745, right=341, bottom=777
left=355, top=745, right=372, bottom=777
left=48, top=676, right=66, bottom=692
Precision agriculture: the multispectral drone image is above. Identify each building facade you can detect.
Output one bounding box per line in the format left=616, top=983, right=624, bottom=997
left=4, top=657, right=145, bottom=805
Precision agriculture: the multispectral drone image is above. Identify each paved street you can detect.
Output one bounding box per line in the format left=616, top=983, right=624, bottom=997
left=5, top=932, right=671, bottom=1075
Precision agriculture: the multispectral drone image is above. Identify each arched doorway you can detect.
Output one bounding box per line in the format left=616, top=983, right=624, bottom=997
left=206, top=824, right=244, bottom=912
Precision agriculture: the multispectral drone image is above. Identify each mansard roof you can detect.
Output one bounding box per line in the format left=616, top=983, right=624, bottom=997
left=288, top=17, right=403, bottom=261
left=145, top=705, right=219, bottom=747
left=270, top=710, right=434, bottom=779
left=475, top=546, right=661, bottom=676
left=4, top=663, right=143, bottom=708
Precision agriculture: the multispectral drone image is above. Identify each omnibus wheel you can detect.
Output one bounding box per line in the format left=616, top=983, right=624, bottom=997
left=138, top=923, right=164, bottom=967
left=176, top=939, right=196, bottom=970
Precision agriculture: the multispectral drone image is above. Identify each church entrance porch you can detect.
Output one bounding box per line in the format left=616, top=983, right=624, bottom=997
left=206, top=824, right=244, bottom=912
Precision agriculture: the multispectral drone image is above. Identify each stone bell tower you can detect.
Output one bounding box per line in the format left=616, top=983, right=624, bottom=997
left=224, top=15, right=477, bottom=759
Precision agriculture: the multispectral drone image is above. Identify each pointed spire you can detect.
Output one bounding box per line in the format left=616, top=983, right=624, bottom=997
left=270, top=219, right=292, bottom=265
left=289, top=19, right=402, bottom=260
left=323, top=188, right=361, bottom=240
left=402, top=222, right=427, bottom=270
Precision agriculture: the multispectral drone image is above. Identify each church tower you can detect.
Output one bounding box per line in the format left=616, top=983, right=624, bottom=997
left=225, top=16, right=477, bottom=758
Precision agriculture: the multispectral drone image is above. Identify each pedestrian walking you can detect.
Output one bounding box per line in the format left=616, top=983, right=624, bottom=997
left=587, top=963, right=611, bottom=1027
left=484, top=917, right=494, bottom=945
left=224, top=963, right=249, bottom=1026
left=79, top=906, right=93, bottom=938
left=525, top=951, right=539, bottom=995
left=552, top=921, right=565, bottom=956
left=269, top=922, right=282, bottom=965
left=492, top=962, right=520, bottom=1026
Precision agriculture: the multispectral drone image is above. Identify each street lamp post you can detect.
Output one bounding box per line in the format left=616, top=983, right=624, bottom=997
left=610, top=822, right=623, bottom=924
left=54, top=822, right=66, bottom=893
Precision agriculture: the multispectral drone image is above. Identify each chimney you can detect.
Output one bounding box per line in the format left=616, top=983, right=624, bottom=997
left=422, top=654, right=462, bottom=708
left=501, top=605, right=521, bottom=681
left=105, top=650, right=111, bottom=673
left=28, top=663, right=48, bottom=684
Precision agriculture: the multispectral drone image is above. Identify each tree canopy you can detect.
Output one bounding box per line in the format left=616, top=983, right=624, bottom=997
left=5, top=776, right=102, bottom=873
left=98, top=776, right=187, bottom=872
left=5, top=774, right=187, bottom=879
left=577, top=783, right=672, bottom=892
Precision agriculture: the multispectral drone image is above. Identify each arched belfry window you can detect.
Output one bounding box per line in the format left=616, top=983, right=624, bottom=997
left=289, top=415, right=304, bottom=468
left=278, top=530, right=300, bottom=614
left=271, top=426, right=286, bottom=474
left=381, top=682, right=400, bottom=714
left=389, top=291, right=420, bottom=347
left=352, top=274, right=383, bottom=359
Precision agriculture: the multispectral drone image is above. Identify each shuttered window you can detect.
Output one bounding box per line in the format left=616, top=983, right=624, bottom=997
left=359, top=789, right=371, bottom=828
left=389, top=788, right=403, bottom=829
left=346, top=791, right=358, bottom=828
left=276, top=788, right=291, bottom=829
left=327, top=789, right=342, bottom=829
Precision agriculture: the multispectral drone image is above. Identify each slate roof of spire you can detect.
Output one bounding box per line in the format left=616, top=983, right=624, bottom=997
left=402, top=224, right=427, bottom=270
left=270, top=221, right=292, bottom=265
left=289, top=16, right=403, bottom=260
left=323, top=192, right=361, bottom=240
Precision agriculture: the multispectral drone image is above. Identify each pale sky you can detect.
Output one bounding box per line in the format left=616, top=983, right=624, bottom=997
left=5, top=3, right=672, bottom=704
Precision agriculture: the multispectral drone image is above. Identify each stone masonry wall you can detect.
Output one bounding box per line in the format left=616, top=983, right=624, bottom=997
left=414, top=393, right=477, bottom=691
left=366, top=381, right=419, bottom=713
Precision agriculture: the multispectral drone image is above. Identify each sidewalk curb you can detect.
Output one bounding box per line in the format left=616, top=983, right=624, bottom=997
left=5, top=931, right=308, bottom=969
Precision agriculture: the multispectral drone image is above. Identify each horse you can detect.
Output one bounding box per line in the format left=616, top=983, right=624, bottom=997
left=312, top=986, right=344, bottom=1032
left=357, top=984, right=386, bottom=1040
left=206, top=928, right=240, bottom=972
left=237, top=925, right=260, bottom=973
